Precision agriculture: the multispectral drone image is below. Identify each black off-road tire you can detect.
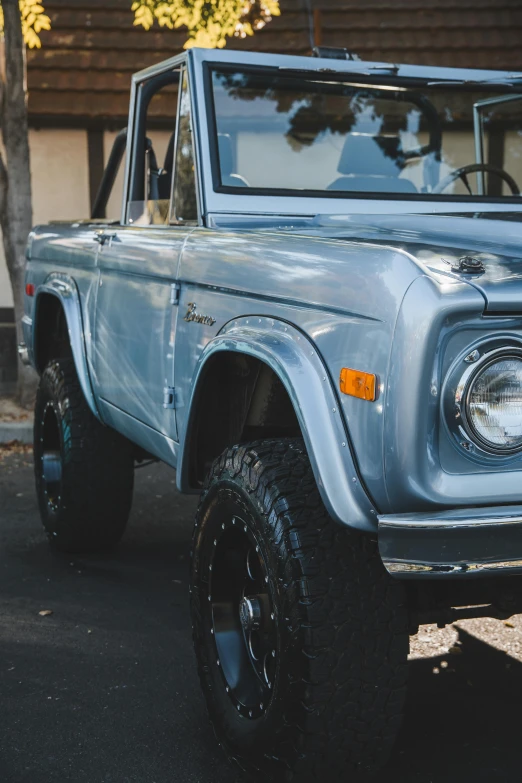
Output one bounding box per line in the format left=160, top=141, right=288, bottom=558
left=190, top=438, right=409, bottom=782
left=34, top=358, right=134, bottom=553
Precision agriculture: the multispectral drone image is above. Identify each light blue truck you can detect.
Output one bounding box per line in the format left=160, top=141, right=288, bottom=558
left=19, top=46, right=522, bottom=780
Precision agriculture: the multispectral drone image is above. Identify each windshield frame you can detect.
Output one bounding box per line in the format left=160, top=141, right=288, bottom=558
left=188, top=47, right=522, bottom=217
left=206, top=63, right=522, bottom=203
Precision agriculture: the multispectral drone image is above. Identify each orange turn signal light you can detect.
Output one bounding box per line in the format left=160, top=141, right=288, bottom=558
left=339, top=367, right=377, bottom=402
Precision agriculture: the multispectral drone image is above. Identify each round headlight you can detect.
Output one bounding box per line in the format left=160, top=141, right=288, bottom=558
left=465, top=355, right=522, bottom=452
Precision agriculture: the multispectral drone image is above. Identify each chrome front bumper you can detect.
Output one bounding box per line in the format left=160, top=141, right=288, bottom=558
left=378, top=506, right=522, bottom=578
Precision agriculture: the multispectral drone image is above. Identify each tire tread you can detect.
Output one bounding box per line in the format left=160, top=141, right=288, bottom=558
left=191, top=438, right=408, bottom=781
left=34, top=358, right=133, bottom=552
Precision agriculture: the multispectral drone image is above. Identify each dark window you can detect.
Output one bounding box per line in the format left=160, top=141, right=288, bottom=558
left=210, top=67, right=522, bottom=200
left=128, top=69, right=180, bottom=225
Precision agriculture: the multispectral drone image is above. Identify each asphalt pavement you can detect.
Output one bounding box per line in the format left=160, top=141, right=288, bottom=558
left=1, top=446, right=522, bottom=783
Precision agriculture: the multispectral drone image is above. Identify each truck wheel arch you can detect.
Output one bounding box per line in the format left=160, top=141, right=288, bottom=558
left=177, top=318, right=377, bottom=532
left=33, top=276, right=100, bottom=420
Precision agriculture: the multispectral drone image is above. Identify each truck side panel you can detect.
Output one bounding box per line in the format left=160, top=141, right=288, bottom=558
left=175, top=228, right=423, bottom=514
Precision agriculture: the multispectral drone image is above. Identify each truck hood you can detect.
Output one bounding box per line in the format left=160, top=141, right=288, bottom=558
left=314, top=211, right=522, bottom=313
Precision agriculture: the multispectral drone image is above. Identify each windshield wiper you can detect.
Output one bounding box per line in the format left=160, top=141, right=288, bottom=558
left=365, top=64, right=400, bottom=74
left=427, top=76, right=522, bottom=88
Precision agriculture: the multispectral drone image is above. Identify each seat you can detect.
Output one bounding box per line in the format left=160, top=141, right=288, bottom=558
left=327, top=134, right=418, bottom=194
left=218, top=134, right=249, bottom=187
left=156, top=131, right=175, bottom=201
left=145, top=139, right=161, bottom=201
left=141, top=137, right=171, bottom=225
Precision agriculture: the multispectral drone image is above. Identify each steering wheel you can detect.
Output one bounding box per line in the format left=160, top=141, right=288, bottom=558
left=432, top=163, right=520, bottom=195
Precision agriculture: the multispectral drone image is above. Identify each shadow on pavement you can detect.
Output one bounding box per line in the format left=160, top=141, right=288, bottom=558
left=381, top=627, right=522, bottom=782
left=0, top=457, right=521, bottom=781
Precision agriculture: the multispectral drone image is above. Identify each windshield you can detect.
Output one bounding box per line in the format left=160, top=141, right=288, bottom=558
left=210, top=67, right=522, bottom=200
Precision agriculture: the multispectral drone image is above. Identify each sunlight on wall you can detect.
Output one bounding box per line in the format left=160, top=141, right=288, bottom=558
left=104, top=130, right=172, bottom=221
left=0, top=129, right=90, bottom=307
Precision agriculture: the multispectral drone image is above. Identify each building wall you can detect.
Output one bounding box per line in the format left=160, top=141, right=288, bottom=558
left=0, top=128, right=90, bottom=308
left=0, top=127, right=173, bottom=309
left=103, top=129, right=171, bottom=222
left=1, top=0, right=520, bottom=390
left=2, top=0, right=521, bottom=310
left=25, top=0, right=522, bottom=121
left=0, top=237, right=10, bottom=310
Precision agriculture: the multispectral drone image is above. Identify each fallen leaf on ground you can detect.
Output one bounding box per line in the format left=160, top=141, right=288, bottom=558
left=0, top=444, right=33, bottom=464
left=38, top=610, right=53, bottom=617
left=504, top=621, right=515, bottom=628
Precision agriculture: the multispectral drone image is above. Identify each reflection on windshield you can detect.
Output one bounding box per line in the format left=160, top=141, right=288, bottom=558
left=211, top=69, right=522, bottom=199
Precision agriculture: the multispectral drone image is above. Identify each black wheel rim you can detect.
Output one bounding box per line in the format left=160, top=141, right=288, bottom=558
left=40, top=402, right=63, bottom=512
left=209, top=514, right=277, bottom=720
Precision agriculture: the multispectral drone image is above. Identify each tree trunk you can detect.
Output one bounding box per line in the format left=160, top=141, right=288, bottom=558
left=1, top=0, right=37, bottom=408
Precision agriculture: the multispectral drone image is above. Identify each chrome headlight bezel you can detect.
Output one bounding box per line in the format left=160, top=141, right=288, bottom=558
left=456, top=347, right=522, bottom=456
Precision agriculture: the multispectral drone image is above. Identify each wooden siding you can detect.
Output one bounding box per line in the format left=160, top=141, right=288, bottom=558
left=27, top=0, right=522, bottom=122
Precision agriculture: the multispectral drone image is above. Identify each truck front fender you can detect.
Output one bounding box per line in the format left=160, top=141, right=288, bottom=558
left=33, top=274, right=100, bottom=421
left=178, top=317, right=377, bottom=532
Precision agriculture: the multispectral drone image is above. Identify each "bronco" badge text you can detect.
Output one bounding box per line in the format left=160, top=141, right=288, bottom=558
left=184, top=302, right=216, bottom=326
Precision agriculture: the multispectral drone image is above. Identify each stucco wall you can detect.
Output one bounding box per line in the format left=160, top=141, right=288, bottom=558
left=0, top=127, right=175, bottom=309
left=0, top=128, right=90, bottom=308
left=104, top=129, right=171, bottom=222
left=0, top=238, right=11, bottom=309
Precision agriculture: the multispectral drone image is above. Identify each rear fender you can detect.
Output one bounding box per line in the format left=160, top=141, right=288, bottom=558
left=33, top=274, right=100, bottom=420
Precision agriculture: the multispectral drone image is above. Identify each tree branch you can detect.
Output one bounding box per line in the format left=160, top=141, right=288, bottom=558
left=0, top=75, right=6, bottom=220
left=0, top=148, right=8, bottom=220
left=1, top=0, right=37, bottom=405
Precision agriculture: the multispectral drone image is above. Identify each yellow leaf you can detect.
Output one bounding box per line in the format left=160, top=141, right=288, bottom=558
left=26, top=30, right=41, bottom=47
left=1, top=0, right=279, bottom=52
left=137, top=0, right=280, bottom=49
left=4, top=0, right=52, bottom=47
left=133, top=3, right=155, bottom=30
left=34, top=14, right=50, bottom=32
